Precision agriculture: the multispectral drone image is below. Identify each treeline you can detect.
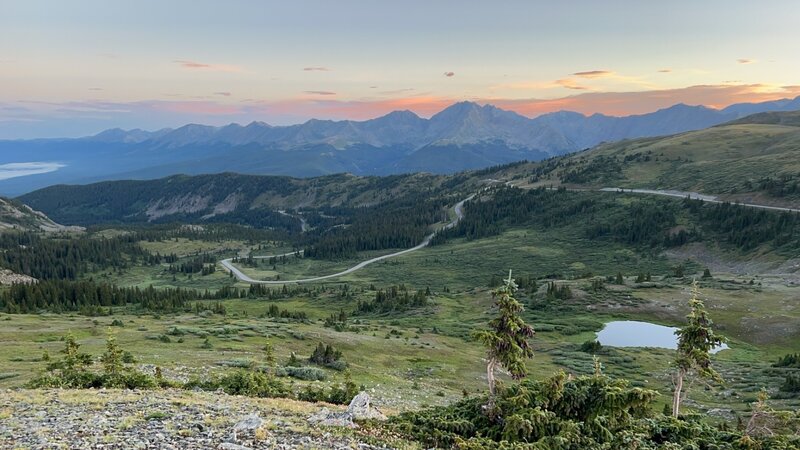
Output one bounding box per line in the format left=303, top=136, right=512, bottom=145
left=355, top=285, right=430, bottom=314
left=0, top=277, right=369, bottom=315
left=168, top=253, right=217, bottom=275
left=431, top=187, right=599, bottom=244
left=0, top=232, right=154, bottom=280
left=302, top=195, right=449, bottom=259
left=125, top=223, right=287, bottom=245
left=265, top=304, right=308, bottom=321
left=586, top=198, right=685, bottom=247
left=685, top=198, right=800, bottom=252
left=0, top=280, right=201, bottom=313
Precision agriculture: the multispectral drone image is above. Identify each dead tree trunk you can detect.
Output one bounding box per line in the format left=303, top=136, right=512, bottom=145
left=487, top=357, right=497, bottom=398
left=672, top=368, right=686, bottom=418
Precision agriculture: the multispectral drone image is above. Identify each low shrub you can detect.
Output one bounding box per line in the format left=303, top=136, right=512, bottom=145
left=281, top=366, right=327, bottom=381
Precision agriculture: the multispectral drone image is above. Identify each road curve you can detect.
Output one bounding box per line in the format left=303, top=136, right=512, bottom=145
left=220, top=194, right=474, bottom=284
left=601, top=187, right=800, bottom=213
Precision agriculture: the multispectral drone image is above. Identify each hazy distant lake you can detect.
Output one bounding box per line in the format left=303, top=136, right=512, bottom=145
left=597, top=320, right=729, bottom=353
left=0, top=162, right=64, bottom=180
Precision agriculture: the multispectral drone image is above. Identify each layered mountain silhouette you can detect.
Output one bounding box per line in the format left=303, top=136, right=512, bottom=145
left=1, top=96, right=799, bottom=195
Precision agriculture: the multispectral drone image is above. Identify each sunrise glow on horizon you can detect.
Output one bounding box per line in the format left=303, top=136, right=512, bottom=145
left=2, top=0, right=799, bottom=138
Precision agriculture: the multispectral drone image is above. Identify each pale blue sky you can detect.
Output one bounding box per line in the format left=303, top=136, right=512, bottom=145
left=1, top=0, right=799, bottom=138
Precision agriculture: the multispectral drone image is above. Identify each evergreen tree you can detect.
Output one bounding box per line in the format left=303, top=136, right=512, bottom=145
left=101, top=329, right=124, bottom=385
left=263, top=341, right=276, bottom=375
left=474, top=270, right=535, bottom=403
left=672, top=280, right=725, bottom=417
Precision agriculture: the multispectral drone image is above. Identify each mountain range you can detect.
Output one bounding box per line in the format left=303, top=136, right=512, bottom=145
left=1, top=96, right=799, bottom=195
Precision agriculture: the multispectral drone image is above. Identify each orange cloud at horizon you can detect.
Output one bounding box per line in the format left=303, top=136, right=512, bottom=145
left=255, top=84, right=800, bottom=120
left=72, top=84, right=800, bottom=124
left=252, top=96, right=457, bottom=120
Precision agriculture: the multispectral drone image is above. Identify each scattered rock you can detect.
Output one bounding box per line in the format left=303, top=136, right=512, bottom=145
left=0, top=389, right=386, bottom=449
left=219, top=443, right=252, bottom=450
left=706, top=408, right=736, bottom=420
left=232, top=413, right=264, bottom=440
left=308, top=407, right=355, bottom=428
left=308, top=392, right=386, bottom=428
left=347, top=392, right=387, bottom=421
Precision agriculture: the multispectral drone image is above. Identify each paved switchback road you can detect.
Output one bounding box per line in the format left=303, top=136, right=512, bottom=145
left=220, top=194, right=474, bottom=284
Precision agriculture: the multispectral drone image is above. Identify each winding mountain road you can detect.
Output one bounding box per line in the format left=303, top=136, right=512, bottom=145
left=220, top=194, right=474, bottom=284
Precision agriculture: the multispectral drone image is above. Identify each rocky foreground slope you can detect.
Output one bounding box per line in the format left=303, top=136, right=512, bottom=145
left=0, top=389, right=402, bottom=450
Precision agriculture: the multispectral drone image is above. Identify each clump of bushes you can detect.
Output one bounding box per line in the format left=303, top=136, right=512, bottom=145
left=186, top=370, right=289, bottom=398
left=579, top=340, right=603, bottom=353
left=774, top=353, right=800, bottom=368
left=296, top=371, right=361, bottom=404
left=279, top=366, right=327, bottom=381
left=308, top=342, right=347, bottom=371
left=27, top=330, right=169, bottom=390
left=29, top=332, right=361, bottom=407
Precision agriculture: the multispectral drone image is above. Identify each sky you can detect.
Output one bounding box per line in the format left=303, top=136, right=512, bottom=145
left=1, top=0, right=799, bottom=139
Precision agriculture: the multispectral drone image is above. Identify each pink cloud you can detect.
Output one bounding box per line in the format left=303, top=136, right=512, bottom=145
left=737, top=59, right=755, bottom=64
left=304, top=91, right=337, bottom=96
left=443, top=71, right=455, bottom=77
left=303, top=67, right=330, bottom=71
left=573, top=70, right=614, bottom=78
left=173, top=60, right=243, bottom=73
left=214, top=92, right=232, bottom=97
left=554, top=79, right=588, bottom=90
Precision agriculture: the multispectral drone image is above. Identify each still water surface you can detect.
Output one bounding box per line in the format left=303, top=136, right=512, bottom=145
left=597, top=320, right=729, bottom=353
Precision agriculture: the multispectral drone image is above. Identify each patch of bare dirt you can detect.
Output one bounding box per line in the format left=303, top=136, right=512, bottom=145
left=0, top=268, right=37, bottom=285
left=146, top=195, right=211, bottom=220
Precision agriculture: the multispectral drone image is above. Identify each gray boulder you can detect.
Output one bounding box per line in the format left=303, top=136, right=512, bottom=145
left=347, top=392, right=386, bottom=421
left=308, top=407, right=355, bottom=428
left=308, top=392, right=386, bottom=428
left=228, top=413, right=265, bottom=443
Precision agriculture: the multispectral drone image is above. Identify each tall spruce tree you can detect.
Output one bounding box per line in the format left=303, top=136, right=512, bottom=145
left=672, top=280, right=725, bottom=417
left=101, top=328, right=124, bottom=386
left=475, top=270, right=535, bottom=402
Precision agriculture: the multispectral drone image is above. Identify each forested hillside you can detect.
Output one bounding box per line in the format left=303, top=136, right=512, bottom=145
left=434, top=186, right=800, bottom=255
left=18, top=172, right=452, bottom=227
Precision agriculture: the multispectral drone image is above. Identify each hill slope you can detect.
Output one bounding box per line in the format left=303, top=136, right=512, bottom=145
left=0, top=197, right=80, bottom=232
left=524, top=111, right=800, bottom=207
left=17, top=172, right=455, bottom=226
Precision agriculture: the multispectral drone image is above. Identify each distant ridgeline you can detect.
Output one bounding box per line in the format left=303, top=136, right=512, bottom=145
left=9, top=98, right=800, bottom=195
